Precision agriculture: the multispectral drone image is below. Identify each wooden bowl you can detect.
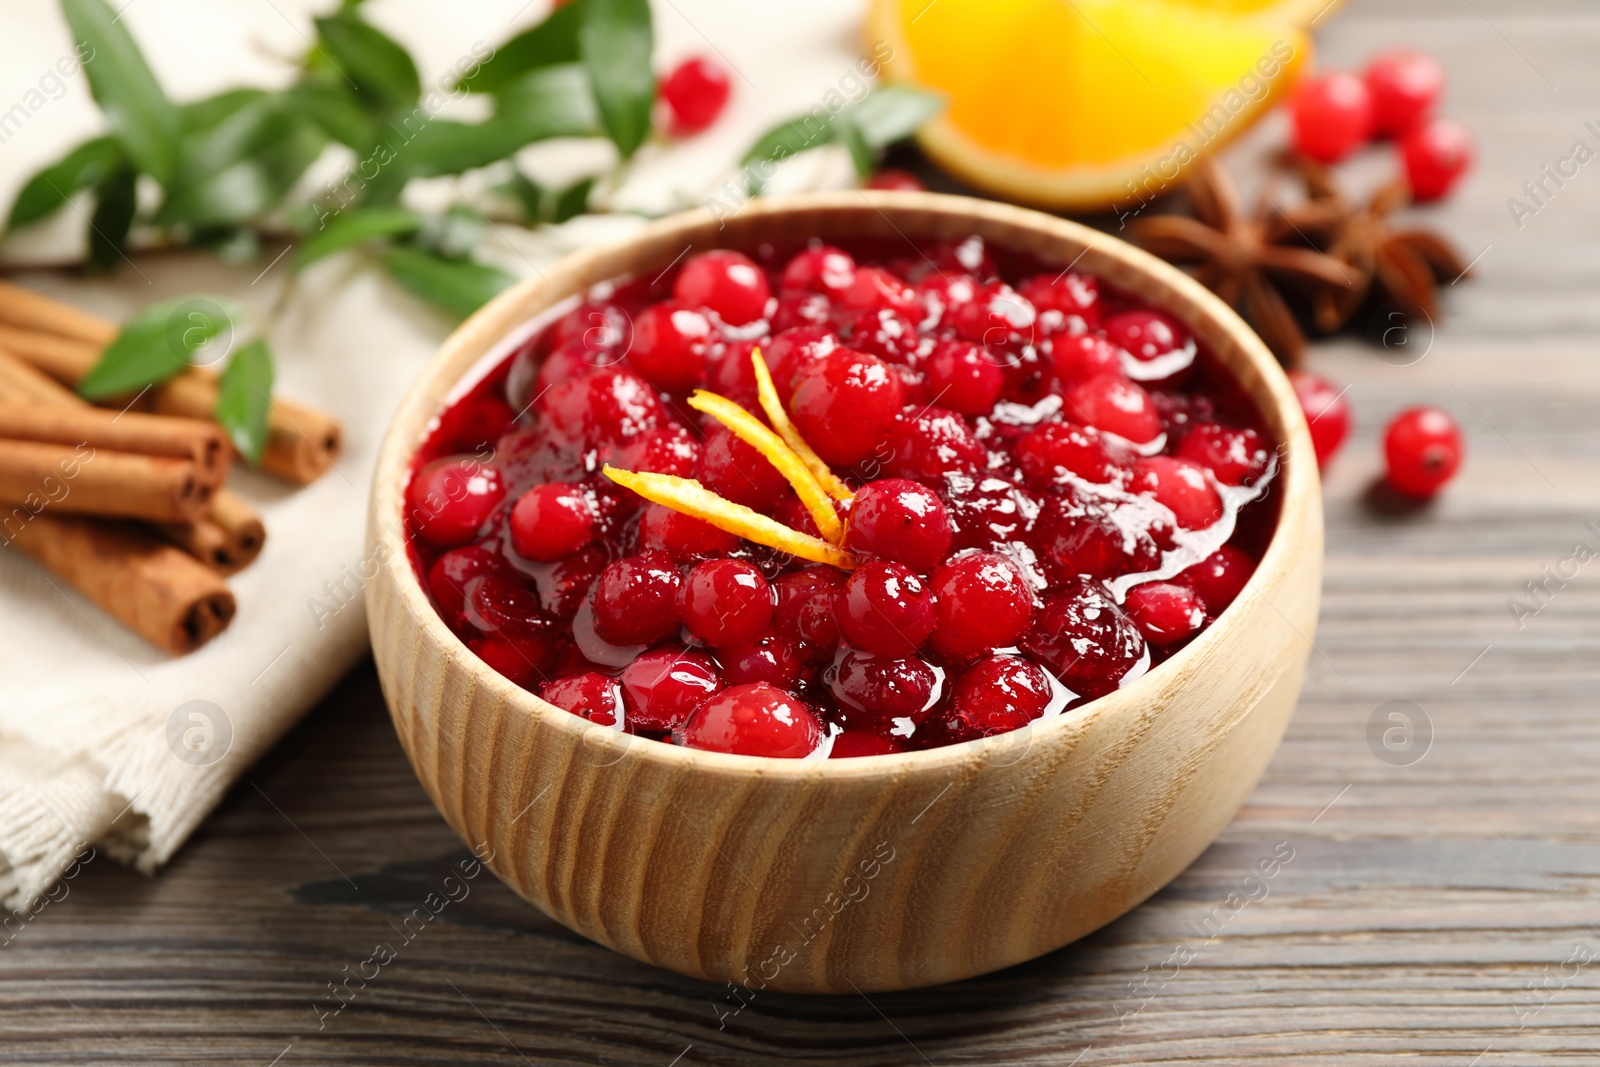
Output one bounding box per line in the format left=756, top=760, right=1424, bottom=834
left=366, top=192, right=1323, bottom=993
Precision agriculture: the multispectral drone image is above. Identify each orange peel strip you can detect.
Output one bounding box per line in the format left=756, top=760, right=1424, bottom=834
left=750, top=350, right=855, bottom=504
left=686, top=389, right=843, bottom=544
left=602, top=465, right=858, bottom=570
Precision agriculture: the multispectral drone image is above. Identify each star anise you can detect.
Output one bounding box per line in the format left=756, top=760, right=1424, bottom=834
left=1273, top=156, right=1473, bottom=333
left=1126, top=155, right=1355, bottom=365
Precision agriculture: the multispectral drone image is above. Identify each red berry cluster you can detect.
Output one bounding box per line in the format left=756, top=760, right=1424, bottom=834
left=1290, top=49, right=1474, bottom=201
left=405, top=238, right=1283, bottom=758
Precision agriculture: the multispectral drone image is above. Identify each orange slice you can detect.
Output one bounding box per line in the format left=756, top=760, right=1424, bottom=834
left=868, top=0, right=1311, bottom=210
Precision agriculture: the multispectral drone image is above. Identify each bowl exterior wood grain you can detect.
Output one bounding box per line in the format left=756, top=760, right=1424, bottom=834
left=367, top=192, right=1323, bottom=993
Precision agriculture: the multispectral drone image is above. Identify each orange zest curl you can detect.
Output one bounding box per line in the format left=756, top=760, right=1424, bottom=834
left=751, top=349, right=855, bottom=504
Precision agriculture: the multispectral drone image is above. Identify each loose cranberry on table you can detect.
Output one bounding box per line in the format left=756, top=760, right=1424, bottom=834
left=1400, top=118, right=1475, bottom=201
left=660, top=56, right=731, bottom=136
left=1384, top=406, right=1463, bottom=498
left=866, top=169, right=925, bottom=192
left=1288, top=368, right=1350, bottom=467
left=1364, top=48, right=1444, bottom=136
left=1290, top=71, right=1374, bottom=164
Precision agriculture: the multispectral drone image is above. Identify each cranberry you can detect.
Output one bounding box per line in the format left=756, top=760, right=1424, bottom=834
left=621, top=648, right=722, bottom=731
left=945, top=479, right=1032, bottom=551
left=839, top=560, right=935, bottom=657
left=637, top=502, right=741, bottom=558
left=592, top=552, right=682, bottom=646
left=464, top=574, right=552, bottom=635
left=1132, top=456, right=1223, bottom=530
left=1178, top=545, right=1254, bottom=614
left=1364, top=49, right=1443, bottom=137
left=771, top=291, right=832, bottom=332
left=837, top=307, right=922, bottom=365
left=697, top=423, right=790, bottom=511
left=1035, top=500, right=1161, bottom=580
left=660, top=56, right=731, bottom=136
left=773, top=568, right=844, bottom=652
left=1384, top=405, right=1463, bottom=497
left=1016, top=421, right=1127, bottom=486
left=674, top=249, right=771, bottom=326
left=470, top=635, right=552, bottom=688
left=945, top=655, right=1053, bottom=737
left=926, top=340, right=1002, bottom=415
left=1103, top=310, right=1195, bottom=380
left=721, top=636, right=806, bottom=688
left=706, top=338, right=759, bottom=399
left=537, top=369, right=662, bottom=449
left=789, top=349, right=905, bottom=467
left=408, top=457, right=506, bottom=547
left=532, top=544, right=610, bottom=621
left=1124, top=582, right=1205, bottom=645
left=916, top=272, right=978, bottom=327
left=1023, top=582, right=1146, bottom=698
left=882, top=407, right=986, bottom=482
left=829, top=651, right=939, bottom=728
left=678, top=559, right=774, bottom=648
left=844, top=478, right=954, bottom=572
left=1049, top=334, right=1123, bottom=385
left=1060, top=375, right=1163, bottom=445
left=953, top=282, right=1036, bottom=347
left=612, top=425, right=700, bottom=478
left=510, top=482, right=596, bottom=562
left=552, top=302, right=634, bottom=354
left=1401, top=118, right=1474, bottom=201
left=427, top=544, right=506, bottom=623
left=432, top=394, right=514, bottom=455
left=675, top=682, right=822, bottom=758
left=840, top=266, right=920, bottom=317
left=866, top=168, right=925, bottom=191
left=781, top=245, right=856, bottom=297
left=540, top=672, right=624, bottom=727
left=764, top=326, right=839, bottom=400
left=928, top=552, right=1035, bottom=662
left=1288, top=369, right=1350, bottom=467
left=1019, top=272, right=1100, bottom=331
left=629, top=301, right=712, bottom=391
left=1290, top=71, right=1374, bottom=164
left=829, top=732, right=904, bottom=758
left=1176, top=422, right=1271, bottom=485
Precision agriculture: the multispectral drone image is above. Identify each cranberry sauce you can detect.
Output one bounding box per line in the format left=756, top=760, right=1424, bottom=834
left=404, top=235, right=1282, bottom=759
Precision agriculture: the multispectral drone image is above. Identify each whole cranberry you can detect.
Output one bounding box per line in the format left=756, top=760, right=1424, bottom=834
left=1049, top=334, right=1123, bottom=385
left=674, top=249, right=771, bottom=326
left=591, top=552, right=682, bottom=646
left=1102, top=310, right=1195, bottom=380
left=1132, top=456, right=1223, bottom=530
left=675, top=682, right=823, bottom=758
left=620, top=648, right=721, bottom=731
left=1060, top=375, right=1163, bottom=445
left=532, top=543, right=609, bottom=621
left=540, top=672, right=624, bottom=727
left=836, top=307, right=922, bottom=365
left=844, top=478, right=954, bottom=572
left=928, top=552, right=1035, bottom=662
left=660, top=56, right=731, bottom=136
left=1288, top=369, right=1350, bottom=467
left=612, top=425, right=700, bottom=479
left=865, top=168, right=925, bottom=191
left=678, top=559, right=775, bottom=648
left=426, top=544, right=506, bottom=623
left=945, top=479, right=1032, bottom=551
left=637, top=502, right=741, bottom=559
left=953, top=281, right=1036, bottom=348
left=408, top=457, right=506, bottom=547
left=780, top=245, right=856, bottom=297
left=629, top=301, right=712, bottom=391
left=697, top=423, right=790, bottom=510
left=925, top=340, right=1003, bottom=415
left=771, top=291, right=832, bottom=332
left=720, top=636, right=806, bottom=688
left=946, top=655, right=1053, bottom=737
left=1176, top=422, right=1271, bottom=486
left=510, top=482, right=596, bottom=562
left=1364, top=48, right=1444, bottom=137
left=1123, top=581, right=1206, bottom=646
left=773, top=568, right=845, bottom=653
left=431, top=393, right=514, bottom=456
left=536, top=368, right=662, bottom=449
left=470, top=635, right=554, bottom=689
left=1035, top=501, right=1162, bottom=580
left=1178, top=545, right=1255, bottom=614
left=551, top=301, right=634, bottom=353
left=829, top=650, right=940, bottom=728
left=882, top=406, right=986, bottom=482
left=1291, top=71, right=1374, bottom=163
left=1018, top=272, right=1100, bottom=331
left=839, top=560, right=936, bottom=657
left=1384, top=405, right=1463, bottom=497
left=1401, top=118, right=1475, bottom=201
left=706, top=338, right=760, bottom=399
left=839, top=266, right=920, bottom=317
left=764, top=325, right=840, bottom=392
left=1016, top=421, right=1127, bottom=486
left=789, top=349, right=905, bottom=467
left=1023, top=582, right=1147, bottom=698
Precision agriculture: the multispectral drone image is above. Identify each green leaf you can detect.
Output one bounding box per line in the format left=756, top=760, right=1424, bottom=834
left=86, top=165, right=138, bottom=272
left=738, top=87, right=946, bottom=188
left=178, top=88, right=269, bottom=133
left=841, top=86, right=944, bottom=150
left=297, top=205, right=422, bottom=267
left=416, top=205, right=486, bottom=261
left=78, top=295, right=244, bottom=400
left=837, top=119, right=874, bottom=180
left=550, top=175, right=595, bottom=222
left=578, top=0, right=655, bottom=158
left=7, top=137, right=124, bottom=231
left=492, top=63, right=603, bottom=141
left=503, top=171, right=593, bottom=224
left=460, top=0, right=584, bottom=94
left=214, top=338, right=274, bottom=464
left=313, top=10, right=420, bottom=112
left=383, top=246, right=514, bottom=319
left=290, top=74, right=379, bottom=150
left=157, top=96, right=326, bottom=227
left=60, top=0, right=182, bottom=185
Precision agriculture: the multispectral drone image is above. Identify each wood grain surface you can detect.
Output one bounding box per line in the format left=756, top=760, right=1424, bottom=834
left=7, top=0, right=1600, bottom=1061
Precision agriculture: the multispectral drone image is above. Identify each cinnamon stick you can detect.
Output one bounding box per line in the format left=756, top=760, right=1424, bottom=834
left=0, top=348, right=86, bottom=407
left=0, top=440, right=210, bottom=524
left=0, top=403, right=229, bottom=485
left=0, top=280, right=117, bottom=347
left=0, top=323, right=99, bottom=386
left=153, top=489, right=265, bottom=574
left=5, top=511, right=235, bottom=654
left=145, top=371, right=341, bottom=485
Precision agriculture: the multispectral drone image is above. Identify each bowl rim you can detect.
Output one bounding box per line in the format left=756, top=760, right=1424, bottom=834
left=369, top=189, right=1319, bottom=780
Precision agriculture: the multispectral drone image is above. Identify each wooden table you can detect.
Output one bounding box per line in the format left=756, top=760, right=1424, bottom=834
left=8, top=1, right=1600, bottom=1062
